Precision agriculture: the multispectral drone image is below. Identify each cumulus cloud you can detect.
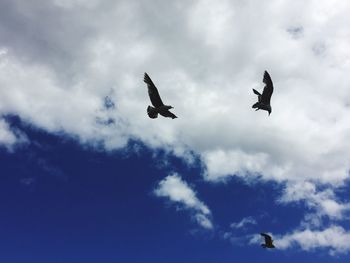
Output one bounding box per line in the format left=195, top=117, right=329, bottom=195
left=154, top=174, right=213, bottom=229
left=275, top=226, right=350, bottom=255
left=1, top=0, right=350, bottom=252
left=1, top=0, right=350, bottom=185
left=279, top=181, right=350, bottom=220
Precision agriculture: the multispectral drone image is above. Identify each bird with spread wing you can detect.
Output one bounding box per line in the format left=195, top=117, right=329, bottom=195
left=260, top=233, right=275, bottom=249
left=144, top=73, right=177, bottom=119
left=252, top=71, right=274, bottom=116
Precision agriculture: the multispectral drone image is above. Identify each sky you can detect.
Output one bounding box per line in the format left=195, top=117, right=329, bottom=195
left=1, top=0, right=350, bottom=262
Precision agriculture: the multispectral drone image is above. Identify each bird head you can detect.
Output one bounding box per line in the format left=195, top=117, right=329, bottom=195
left=267, top=106, right=272, bottom=116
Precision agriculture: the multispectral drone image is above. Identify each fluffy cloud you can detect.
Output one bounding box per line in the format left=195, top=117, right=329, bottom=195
left=276, top=226, right=350, bottom=255
left=154, top=174, right=213, bottom=229
left=279, top=181, right=350, bottom=220
left=1, top=0, right=350, bottom=252
left=1, top=0, right=350, bottom=184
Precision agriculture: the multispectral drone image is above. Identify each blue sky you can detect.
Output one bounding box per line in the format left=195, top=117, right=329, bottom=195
left=2, top=0, right=350, bottom=262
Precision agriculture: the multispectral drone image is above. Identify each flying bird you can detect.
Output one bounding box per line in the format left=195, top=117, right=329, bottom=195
left=252, top=71, right=274, bottom=115
left=260, top=233, right=275, bottom=249
left=144, top=73, right=177, bottom=119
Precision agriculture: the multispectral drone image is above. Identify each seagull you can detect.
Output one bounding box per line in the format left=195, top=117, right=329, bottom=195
left=252, top=71, right=274, bottom=115
left=260, top=233, right=275, bottom=249
left=143, top=73, right=177, bottom=119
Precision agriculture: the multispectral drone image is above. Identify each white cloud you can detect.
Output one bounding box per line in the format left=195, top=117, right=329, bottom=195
left=0, top=118, right=27, bottom=150
left=276, top=226, right=350, bottom=255
left=154, top=174, right=213, bottom=229
left=230, top=216, right=257, bottom=229
left=279, top=181, right=350, bottom=220
left=0, top=119, right=16, bottom=146
left=224, top=216, right=258, bottom=244
left=1, top=0, right=350, bottom=186
left=0, top=47, right=128, bottom=149
left=1, top=0, right=350, bottom=252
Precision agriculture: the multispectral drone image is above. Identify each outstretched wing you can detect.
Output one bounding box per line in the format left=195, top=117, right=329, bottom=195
left=261, top=71, right=273, bottom=104
left=253, top=88, right=262, bottom=102
left=253, top=89, right=261, bottom=96
left=144, top=73, right=164, bottom=107
left=260, top=233, right=273, bottom=244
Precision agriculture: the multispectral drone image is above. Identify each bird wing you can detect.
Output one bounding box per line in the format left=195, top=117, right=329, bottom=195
left=144, top=73, right=164, bottom=107
left=261, top=71, right=273, bottom=104
left=260, top=233, right=273, bottom=244
left=253, top=89, right=261, bottom=96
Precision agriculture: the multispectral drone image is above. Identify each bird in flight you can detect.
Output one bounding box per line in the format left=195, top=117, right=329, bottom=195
left=252, top=71, right=274, bottom=115
left=260, top=233, right=275, bottom=249
left=143, top=73, right=177, bottom=119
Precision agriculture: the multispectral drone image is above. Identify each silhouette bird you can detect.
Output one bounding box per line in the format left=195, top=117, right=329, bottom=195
left=260, top=233, right=275, bottom=248
left=252, top=71, right=274, bottom=115
left=143, top=73, right=177, bottom=119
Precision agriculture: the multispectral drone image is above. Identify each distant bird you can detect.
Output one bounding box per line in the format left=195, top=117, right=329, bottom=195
left=143, top=73, right=177, bottom=119
left=260, top=233, right=275, bottom=249
left=252, top=71, right=274, bottom=115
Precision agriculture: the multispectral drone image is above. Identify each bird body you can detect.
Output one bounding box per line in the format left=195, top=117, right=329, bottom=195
left=144, top=73, right=177, bottom=119
left=252, top=71, right=274, bottom=115
left=260, top=233, right=275, bottom=249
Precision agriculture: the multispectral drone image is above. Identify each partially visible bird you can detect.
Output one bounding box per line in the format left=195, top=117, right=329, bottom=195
left=260, top=233, right=275, bottom=249
left=143, top=73, right=177, bottom=119
left=252, top=71, right=274, bottom=115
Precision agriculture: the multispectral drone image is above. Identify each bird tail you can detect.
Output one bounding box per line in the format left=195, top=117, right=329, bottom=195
left=159, top=110, right=178, bottom=119
left=147, top=106, right=158, bottom=119
left=170, top=113, right=178, bottom=119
